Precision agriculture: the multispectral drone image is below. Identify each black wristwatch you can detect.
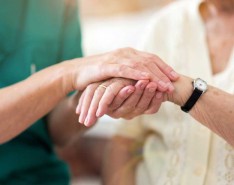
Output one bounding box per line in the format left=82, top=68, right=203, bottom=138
left=181, top=78, right=208, bottom=113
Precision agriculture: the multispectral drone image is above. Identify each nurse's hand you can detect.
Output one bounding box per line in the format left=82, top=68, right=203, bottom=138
left=63, top=48, right=179, bottom=92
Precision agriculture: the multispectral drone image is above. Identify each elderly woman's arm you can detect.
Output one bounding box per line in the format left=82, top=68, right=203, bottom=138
left=166, top=75, right=234, bottom=146
left=78, top=73, right=234, bottom=146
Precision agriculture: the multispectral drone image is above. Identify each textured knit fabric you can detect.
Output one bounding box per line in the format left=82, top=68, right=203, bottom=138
left=116, top=0, right=234, bottom=184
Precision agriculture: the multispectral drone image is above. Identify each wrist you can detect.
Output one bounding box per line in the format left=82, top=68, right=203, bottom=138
left=58, top=60, right=81, bottom=94
left=49, top=62, right=73, bottom=96
left=165, top=75, right=193, bottom=106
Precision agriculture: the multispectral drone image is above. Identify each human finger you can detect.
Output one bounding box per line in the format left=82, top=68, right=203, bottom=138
left=144, top=61, right=173, bottom=92
left=84, top=83, right=109, bottom=127
left=79, top=83, right=100, bottom=124
left=96, top=79, right=142, bottom=118
left=76, top=91, right=85, bottom=115
left=138, top=51, right=179, bottom=81
left=108, top=85, right=136, bottom=111
left=132, top=82, right=157, bottom=116
left=107, top=80, right=149, bottom=118
left=144, top=91, right=164, bottom=114
left=119, top=54, right=173, bottom=93
left=72, top=48, right=178, bottom=91
left=103, top=64, right=151, bottom=82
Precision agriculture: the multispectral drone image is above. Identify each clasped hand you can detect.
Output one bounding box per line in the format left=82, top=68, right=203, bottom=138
left=75, top=49, right=179, bottom=126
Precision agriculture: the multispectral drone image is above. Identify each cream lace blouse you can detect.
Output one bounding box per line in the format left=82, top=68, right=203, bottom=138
left=115, top=0, right=234, bottom=184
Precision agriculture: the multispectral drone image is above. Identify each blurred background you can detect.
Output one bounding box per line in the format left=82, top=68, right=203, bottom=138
left=57, top=0, right=175, bottom=184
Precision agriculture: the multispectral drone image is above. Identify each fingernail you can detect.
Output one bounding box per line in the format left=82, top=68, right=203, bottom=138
left=78, top=118, right=82, bottom=124
left=127, top=89, right=134, bottom=94
left=84, top=123, right=89, bottom=127
left=84, top=117, right=89, bottom=125
left=84, top=117, right=90, bottom=126
left=170, top=71, right=179, bottom=79
left=156, top=92, right=163, bottom=99
left=79, top=114, right=85, bottom=124
left=158, top=81, right=167, bottom=88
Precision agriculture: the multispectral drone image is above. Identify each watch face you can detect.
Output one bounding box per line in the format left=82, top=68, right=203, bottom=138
left=194, top=78, right=208, bottom=92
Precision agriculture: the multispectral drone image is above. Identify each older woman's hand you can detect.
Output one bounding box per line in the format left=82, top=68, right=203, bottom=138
left=75, top=49, right=179, bottom=126
left=76, top=78, right=137, bottom=126
left=106, top=82, right=164, bottom=120
left=76, top=78, right=164, bottom=126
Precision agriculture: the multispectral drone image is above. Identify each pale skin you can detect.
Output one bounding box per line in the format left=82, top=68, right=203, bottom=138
left=0, top=48, right=179, bottom=145
left=77, top=0, right=234, bottom=184
left=100, top=76, right=234, bottom=185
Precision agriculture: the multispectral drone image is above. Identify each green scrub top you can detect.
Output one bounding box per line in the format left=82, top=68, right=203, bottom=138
left=0, top=0, right=83, bottom=184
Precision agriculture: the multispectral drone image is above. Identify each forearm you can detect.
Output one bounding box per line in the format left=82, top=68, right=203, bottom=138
left=103, top=136, right=140, bottom=185
left=167, top=75, right=234, bottom=145
left=48, top=92, right=88, bottom=147
left=0, top=63, right=72, bottom=144
left=0, top=47, right=180, bottom=144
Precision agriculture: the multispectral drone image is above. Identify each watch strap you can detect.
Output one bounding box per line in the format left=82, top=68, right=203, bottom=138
left=181, top=88, right=203, bottom=113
